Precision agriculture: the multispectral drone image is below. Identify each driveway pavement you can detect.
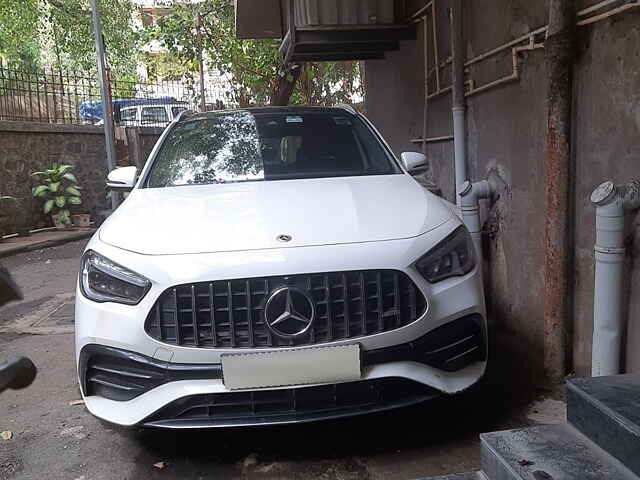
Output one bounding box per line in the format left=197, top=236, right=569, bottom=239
left=0, top=240, right=554, bottom=480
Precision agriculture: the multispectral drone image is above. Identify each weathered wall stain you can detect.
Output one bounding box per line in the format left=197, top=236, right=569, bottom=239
left=365, top=1, right=640, bottom=376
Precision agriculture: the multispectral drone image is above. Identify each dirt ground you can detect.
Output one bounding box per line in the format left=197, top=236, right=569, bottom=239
left=0, top=241, right=559, bottom=480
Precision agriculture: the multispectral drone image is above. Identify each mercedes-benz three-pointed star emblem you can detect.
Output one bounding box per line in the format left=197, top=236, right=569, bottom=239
left=264, top=287, right=315, bottom=338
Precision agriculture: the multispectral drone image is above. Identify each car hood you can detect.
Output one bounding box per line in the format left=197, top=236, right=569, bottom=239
left=99, top=175, right=454, bottom=255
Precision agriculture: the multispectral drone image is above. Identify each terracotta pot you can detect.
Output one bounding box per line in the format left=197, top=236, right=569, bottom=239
left=52, top=214, right=72, bottom=230
left=72, top=214, right=91, bottom=229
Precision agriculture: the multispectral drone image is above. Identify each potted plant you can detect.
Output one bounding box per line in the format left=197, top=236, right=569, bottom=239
left=72, top=211, right=91, bottom=229
left=32, top=164, right=82, bottom=229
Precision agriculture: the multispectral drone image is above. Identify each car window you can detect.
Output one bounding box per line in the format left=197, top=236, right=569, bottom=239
left=120, top=108, right=137, bottom=122
left=142, top=106, right=168, bottom=124
left=171, top=106, right=187, bottom=117
left=145, top=111, right=401, bottom=187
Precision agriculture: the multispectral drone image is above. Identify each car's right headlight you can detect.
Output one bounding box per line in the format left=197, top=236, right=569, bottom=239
left=80, top=250, right=151, bottom=305
left=415, top=226, right=476, bottom=283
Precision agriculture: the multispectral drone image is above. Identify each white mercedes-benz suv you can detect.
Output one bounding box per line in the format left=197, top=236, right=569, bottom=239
left=75, top=106, right=487, bottom=428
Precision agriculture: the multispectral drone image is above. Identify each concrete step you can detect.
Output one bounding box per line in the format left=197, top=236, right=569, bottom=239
left=567, top=374, right=640, bottom=476
left=415, top=472, right=485, bottom=480
left=480, top=423, right=637, bottom=480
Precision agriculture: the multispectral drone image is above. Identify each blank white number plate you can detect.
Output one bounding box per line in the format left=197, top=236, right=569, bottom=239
left=221, top=344, right=361, bottom=390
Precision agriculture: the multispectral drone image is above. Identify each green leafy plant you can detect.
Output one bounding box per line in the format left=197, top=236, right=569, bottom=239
left=32, top=164, right=82, bottom=226
left=148, top=0, right=363, bottom=107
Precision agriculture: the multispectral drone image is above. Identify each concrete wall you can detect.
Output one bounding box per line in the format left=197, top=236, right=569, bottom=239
left=0, top=122, right=162, bottom=235
left=0, top=122, right=110, bottom=234
left=364, top=1, right=640, bottom=376
left=572, top=12, right=640, bottom=375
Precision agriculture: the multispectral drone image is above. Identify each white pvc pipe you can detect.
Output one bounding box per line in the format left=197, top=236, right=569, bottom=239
left=591, top=199, right=625, bottom=376
left=591, top=180, right=640, bottom=376
left=458, top=180, right=493, bottom=263
left=453, top=108, right=467, bottom=206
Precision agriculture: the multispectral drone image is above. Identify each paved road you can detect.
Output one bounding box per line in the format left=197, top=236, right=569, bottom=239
left=0, top=241, right=547, bottom=480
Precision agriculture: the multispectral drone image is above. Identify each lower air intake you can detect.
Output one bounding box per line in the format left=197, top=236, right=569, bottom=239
left=143, top=378, right=439, bottom=427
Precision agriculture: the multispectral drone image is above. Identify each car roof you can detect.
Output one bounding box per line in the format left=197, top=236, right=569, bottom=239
left=179, top=105, right=357, bottom=122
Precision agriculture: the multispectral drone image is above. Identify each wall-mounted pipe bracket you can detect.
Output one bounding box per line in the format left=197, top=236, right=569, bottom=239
left=591, top=179, right=640, bottom=377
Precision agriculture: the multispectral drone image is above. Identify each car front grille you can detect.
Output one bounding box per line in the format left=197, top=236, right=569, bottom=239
left=143, top=378, right=439, bottom=427
left=145, top=270, right=427, bottom=348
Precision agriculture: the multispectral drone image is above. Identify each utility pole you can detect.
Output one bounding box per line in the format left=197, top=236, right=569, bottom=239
left=196, top=11, right=206, bottom=112
left=91, top=0, right=118, bottom=209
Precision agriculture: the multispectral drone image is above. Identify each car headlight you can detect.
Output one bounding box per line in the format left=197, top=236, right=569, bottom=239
left=415, top=226, right=476, bottom=283
left=80, top=250, right=151, bottom=305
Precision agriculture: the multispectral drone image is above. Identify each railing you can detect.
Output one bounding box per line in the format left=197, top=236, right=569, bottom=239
left=0, top=61, right=231, bottom=127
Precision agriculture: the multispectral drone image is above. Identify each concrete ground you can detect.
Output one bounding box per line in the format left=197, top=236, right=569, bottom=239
left=0, top=229, right=95, bottom=259
left=0, top=241, right=560, bottom=480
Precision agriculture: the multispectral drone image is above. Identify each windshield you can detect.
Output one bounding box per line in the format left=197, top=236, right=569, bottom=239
left=145, top=110, right=400, bottom=187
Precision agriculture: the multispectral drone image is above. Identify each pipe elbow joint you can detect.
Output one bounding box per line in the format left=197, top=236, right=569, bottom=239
left=591, top=179, right=640, bottom=213
left=458, top=179, right=494, bottom=207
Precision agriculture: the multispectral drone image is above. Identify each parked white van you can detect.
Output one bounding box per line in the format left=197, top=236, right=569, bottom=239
left=117, top=102, right=189, bottom=127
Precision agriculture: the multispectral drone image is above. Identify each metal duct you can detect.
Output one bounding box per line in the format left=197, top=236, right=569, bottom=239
left=294, top=0, right=395, bottom=26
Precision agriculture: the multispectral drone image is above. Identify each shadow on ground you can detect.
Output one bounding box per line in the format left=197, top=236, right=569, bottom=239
left=125, top=337, right=545, bottom=478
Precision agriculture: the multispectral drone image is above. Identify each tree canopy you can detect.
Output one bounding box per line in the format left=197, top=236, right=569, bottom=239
left=147, top=0, right=363, bottom=106
left=0, top=0, right=140, bottom=78
left=0, top=0, right=41, bottom=69
left=0, top=0, right=363, bottom=107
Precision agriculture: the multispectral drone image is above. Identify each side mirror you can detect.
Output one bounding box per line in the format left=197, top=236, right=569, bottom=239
left=400, top=152, right=428, bottom=172
left=106, top=166, right=137, bottom=191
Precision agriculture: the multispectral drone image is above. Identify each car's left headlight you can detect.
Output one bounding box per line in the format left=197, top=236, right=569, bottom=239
left=415, top=226, right=476, bottom=283
left=80, top=250, right=151, bottom=305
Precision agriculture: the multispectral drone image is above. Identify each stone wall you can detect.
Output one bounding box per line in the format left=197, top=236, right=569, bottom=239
left=0, top=122, right=109, bottom=234
left=0, top=122, right=163, bottom=235
left=364, top=0, right=640, bottom=376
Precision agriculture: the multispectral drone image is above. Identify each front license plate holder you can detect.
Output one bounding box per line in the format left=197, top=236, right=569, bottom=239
left=221, top=344, right=361, bottom=390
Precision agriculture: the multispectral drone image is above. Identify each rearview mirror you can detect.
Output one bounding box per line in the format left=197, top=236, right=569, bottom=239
left=106, top=166, right=137, bottom=191
left=400, top=152, right=428, bottom=172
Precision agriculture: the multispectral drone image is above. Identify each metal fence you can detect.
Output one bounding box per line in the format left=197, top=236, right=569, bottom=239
left=0, top=61, right=232, bottom=126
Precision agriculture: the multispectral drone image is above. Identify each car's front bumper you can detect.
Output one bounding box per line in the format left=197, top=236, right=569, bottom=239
left=75, top=218, right=487, bottom=427
left=78, top=313, right=485, bottom=427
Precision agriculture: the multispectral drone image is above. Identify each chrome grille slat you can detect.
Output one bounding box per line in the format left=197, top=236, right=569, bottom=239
left=145, top=270, right=426, bottom=349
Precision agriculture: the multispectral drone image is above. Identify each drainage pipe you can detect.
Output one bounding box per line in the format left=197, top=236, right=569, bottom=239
left=422, top=13, right=429, bottom=155
left=450, top=0, right=467, bottom=206
left=590, top=180, right=640, bottom=376
left=458, top=179, right=496, bottom=264
left=543, top=0, right=575, bottom=383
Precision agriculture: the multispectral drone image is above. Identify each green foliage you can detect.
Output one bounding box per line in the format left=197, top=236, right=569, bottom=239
left=46, top=0, right=139, bottom=78
left=295, top=62, right=363, bottom=106
left=148, top=0, right=363, bottom=106
left=32, top=164, right=82, bottom=226
left=0, top=0, right=141, bottom=79
left=44, top=0, right=141, bottom=78
left=0, top=0, right=41, bottom=69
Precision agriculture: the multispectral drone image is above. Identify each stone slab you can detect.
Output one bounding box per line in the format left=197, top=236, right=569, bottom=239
left=481, top=423, right=637, bottom=480
left=567, top=374, right=640, bottom=476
